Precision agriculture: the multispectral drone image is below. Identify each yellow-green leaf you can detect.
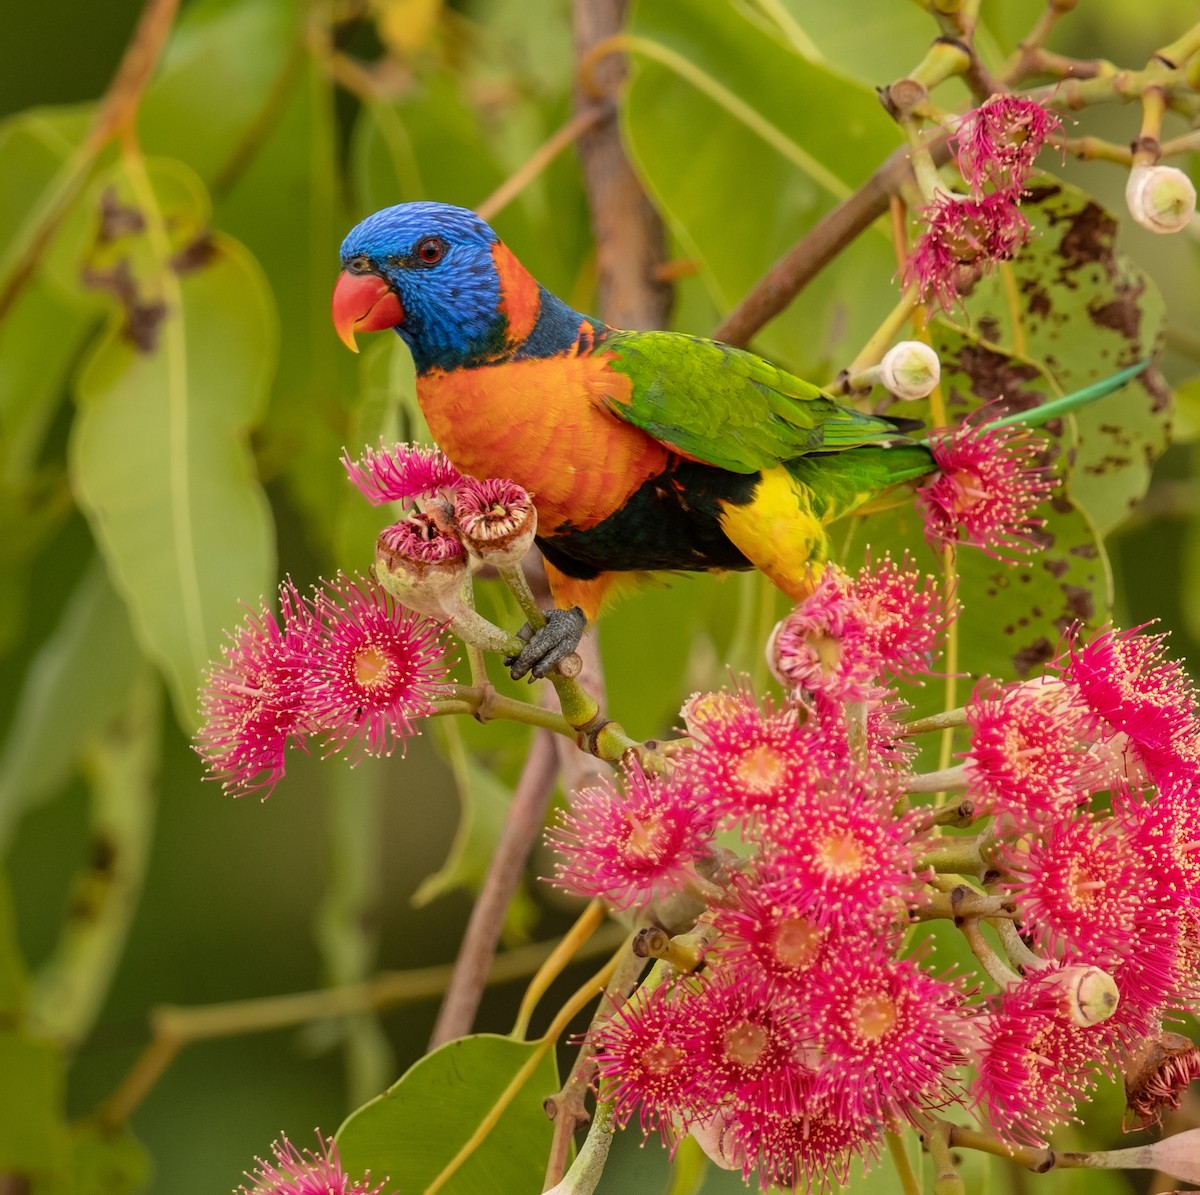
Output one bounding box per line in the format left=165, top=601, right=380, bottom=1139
left=337, top=1033, right=558, bottom=1194
left=71, top=157, right=276, bottom=728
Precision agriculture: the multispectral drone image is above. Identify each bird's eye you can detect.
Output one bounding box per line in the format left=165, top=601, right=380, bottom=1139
left=416, top=236, right=447, bottom=266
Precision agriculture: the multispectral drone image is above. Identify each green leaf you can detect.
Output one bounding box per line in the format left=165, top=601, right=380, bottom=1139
left=139, top=0, right=301, bottom=187
left=336, top=1033, right=559, bottom=1194
left=415, top=729, right=542, bottom=940
left=58, top=1124, right=149, bottom=1195
left=0, top=1030, right=65, bottom=1171
left=0, top=867, right=29, bottom=1024
left=70, top=157, right=276, bottom=729
left=0, top=105, right=99, bottom=308
left=622, top=0, right=902, bottom=370
left=957, top=177, right=1169, bottom=536
left=0, top=557, right=142, bottom=850
left=412, top=722, right=538, bottom=942
left=30, top=671, right=160, bottom=1048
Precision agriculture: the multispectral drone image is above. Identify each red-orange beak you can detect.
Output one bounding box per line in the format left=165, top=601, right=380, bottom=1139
left=331, top=269, right=405, bottom=352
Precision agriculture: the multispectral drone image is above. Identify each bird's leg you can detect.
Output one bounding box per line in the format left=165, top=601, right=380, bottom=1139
left=505, top=606, right=587, bottom=681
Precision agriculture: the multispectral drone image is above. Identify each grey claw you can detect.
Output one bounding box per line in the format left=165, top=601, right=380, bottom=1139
left=504, top=606, right=587, bottom=680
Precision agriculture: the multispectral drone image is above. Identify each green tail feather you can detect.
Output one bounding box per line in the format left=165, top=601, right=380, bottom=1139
left=974, top=360, right=1151, bottom=434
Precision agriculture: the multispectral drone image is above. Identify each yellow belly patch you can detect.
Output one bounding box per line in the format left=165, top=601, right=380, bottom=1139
left=718, top=467, right=828, bottom=601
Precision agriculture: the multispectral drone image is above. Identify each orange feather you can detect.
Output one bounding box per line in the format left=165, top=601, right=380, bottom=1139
left=417, top=352, right=672, bottom=536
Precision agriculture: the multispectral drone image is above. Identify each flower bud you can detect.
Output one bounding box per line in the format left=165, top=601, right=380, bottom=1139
left=1044, top=963, right=1119, bottom=1027
left=453, top=477, right=538, bottom=566
left=1126, top=164, right=1196, bottom=234
left=877, top=340, right=941, bottom=400
left=374, top=513, right=467, bottom=619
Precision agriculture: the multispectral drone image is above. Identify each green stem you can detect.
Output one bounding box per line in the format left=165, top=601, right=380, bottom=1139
left=886, top=1129, right=923, bottom=1195
left=542, top=1089, right=616, bottom=1195
left=316, top=765, right=391, bottom=1105
left=960, top=919, right=1022, bottom=988
left=30, top=671, right=159, bottom=1048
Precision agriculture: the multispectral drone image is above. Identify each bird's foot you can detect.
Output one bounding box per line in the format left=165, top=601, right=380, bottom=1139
left=505, top=606, right=587, bottom=681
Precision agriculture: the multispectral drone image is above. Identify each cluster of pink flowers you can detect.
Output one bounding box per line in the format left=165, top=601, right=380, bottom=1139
left=239, top=1131, right=389, bottom=1195
left=548, top=554, right=1200, bottom=1189
left=195, top=444, right=543, bottom=797
left=195, top=573, right=449, bottom=798
left=904, top=95, right=1061, bottom=310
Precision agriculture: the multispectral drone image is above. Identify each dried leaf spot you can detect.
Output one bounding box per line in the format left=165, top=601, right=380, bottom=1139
left=1061, top=584, right=1094, bottom=622
left=173, top=234, right=218, bottom=275
left=1087, top=282, right=1145, bottom=340
left=97, top=186, right=145, bottom=243
left=1012, top=637, right=1055, bottom=676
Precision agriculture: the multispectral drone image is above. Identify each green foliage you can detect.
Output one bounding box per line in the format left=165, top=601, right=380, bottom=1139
left=336, top=1033, right=559, bottom=1193
left=0, top=0, right=1197, bottom=1193
left=70, top=160, right=276, bottom=728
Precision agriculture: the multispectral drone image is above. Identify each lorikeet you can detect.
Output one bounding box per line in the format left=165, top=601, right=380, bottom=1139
left=332, top=201, right=934, bottom=678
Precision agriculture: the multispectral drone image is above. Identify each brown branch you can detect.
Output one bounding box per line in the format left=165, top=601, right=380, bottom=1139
left=542, top=940, right=646, bottom=1190
left=477, top=104, right=612, bottom=224
left=428, top=730, right=561, bottom=1047
left=572, top=0, right=673, bottom=330
left=712, top=136, right=951, bottom=348
left=0, top=0, right=179, bottom=324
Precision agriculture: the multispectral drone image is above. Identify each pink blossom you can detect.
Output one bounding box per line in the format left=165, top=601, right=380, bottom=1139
left=917, top=419, right=1054, bottom=557
left=305, top=574, right=449, bottom=759
left=972, top=966, right=1112, bottom=1147
left=722, top=1096, right=882, bottom=1194
left=195, top=581, right=318, bottom=799
left=452, top=476, right=537, bottom=564
left=770, top=557, right=950, bottom=701
left=705, top=870, right=836, bottom=991
left=953, top=95, right=1061, bottom=194
left=239, top=1131, right=389, bottom=1195
left=1001, top=809, right=1151, bottom=961
left=342, top=441, right=462, bottom=505
left=963, top=677, right=1097, bottom=822
left=903, top=191, right=1030, bottom=311
left=671, top=973, right=811, bottom=1119
left=547, top=760, right=713, bottom=911
left=377, top=511, right=465, bottom=565
left=1055, top=624, right=1200, bottom=783
left=805, top=947, right=967, bottom=1125
left=758, top=771, right=922, bottom=931
left=592, top=984, right=694, bottom=1142
left=675, top=690, right=823, bottom=832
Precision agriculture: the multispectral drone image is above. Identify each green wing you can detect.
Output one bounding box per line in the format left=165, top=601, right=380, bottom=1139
left=600, top=330, right=909, bottom=474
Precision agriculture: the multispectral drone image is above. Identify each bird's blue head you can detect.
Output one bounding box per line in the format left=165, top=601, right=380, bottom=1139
left=332, top=201, right=541, bottom=372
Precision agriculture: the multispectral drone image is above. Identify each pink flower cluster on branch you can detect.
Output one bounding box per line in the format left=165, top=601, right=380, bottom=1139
left=239, top=1131, right=391, bottom=1195
left=904, top=95, right=1060, bottom=310
left=195, top=574, right=450, bottom=799
left=195, top=443, right=542, bottom=797
left=546, top=553, right=1200, bottom=1188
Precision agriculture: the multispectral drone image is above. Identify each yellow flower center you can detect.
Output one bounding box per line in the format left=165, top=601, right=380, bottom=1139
left=354, top=644, right=393, bottom=692
left=736, top=745, right=787, bottom=794
left=816, top=830, right=865, bottom=877
left=851, top=991, right=898, bottom=1043
left=772, top=916, right=823, bottom=969
left=724, top=1021, right=768, bottom=1067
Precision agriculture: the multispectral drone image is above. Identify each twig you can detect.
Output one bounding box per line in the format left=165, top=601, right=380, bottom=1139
left=428, top=729, right=561, bottom=1047
left=572, top=0, right=674, bottom=331
left=542, top=937, right=646, bottom=1189
left=0, top=0, right=179, bottom=324
left=95, top=923, right=626, bottom=1129
left=477, top=104, right=612, bottom=223
left=711, top=136, right=952, bottom=347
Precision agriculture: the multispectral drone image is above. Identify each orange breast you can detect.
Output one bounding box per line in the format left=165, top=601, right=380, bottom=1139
left=417, top=354, right=672, bottom=534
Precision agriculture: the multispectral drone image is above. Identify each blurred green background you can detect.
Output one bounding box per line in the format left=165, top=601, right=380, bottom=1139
left=2, top=0, right=1199, bottom=1192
